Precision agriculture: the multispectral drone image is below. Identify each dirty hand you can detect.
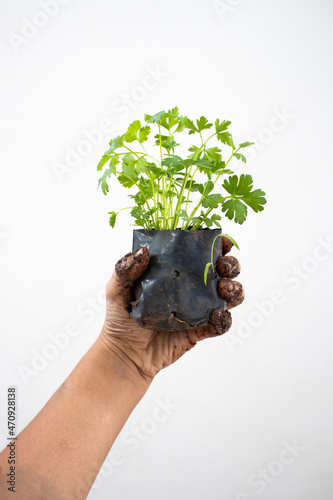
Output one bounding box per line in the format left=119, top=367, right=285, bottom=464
left=98, top=237, right=244, bottom=386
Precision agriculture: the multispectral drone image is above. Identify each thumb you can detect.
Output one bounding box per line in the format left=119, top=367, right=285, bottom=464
left=106, top=247, right=150, bottom=308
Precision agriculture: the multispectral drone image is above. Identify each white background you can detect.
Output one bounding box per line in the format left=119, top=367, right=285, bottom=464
left=1, top=0, right=333, bottom=499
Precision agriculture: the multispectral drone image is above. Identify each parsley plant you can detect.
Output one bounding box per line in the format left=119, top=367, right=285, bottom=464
left=97, top=107, right=266, bottom=230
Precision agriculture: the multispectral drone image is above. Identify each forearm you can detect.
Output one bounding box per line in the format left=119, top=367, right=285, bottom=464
left=0, top=336, right=150, bottom=500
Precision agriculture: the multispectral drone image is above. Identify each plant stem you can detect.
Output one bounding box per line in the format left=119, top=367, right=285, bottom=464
left=158, top=124, right=167, bottom=229
left=171, top=167, right=191, bottom=229
left=195, top=131, right=217, bottom=156
left=117, top=206, right=133, bottom=214
left=169, top=129, right=175, bottom=157
left=181, top=167, right=198, bottom=228
left=184, top=189, right=206, bottom=229
left=135, top=143, right=162, bottom=166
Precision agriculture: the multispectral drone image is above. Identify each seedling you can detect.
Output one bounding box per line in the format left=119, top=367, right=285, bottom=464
left=96, top=107, right=267, bottom=231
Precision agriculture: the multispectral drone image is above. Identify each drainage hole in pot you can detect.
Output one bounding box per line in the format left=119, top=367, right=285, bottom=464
left=171, top=269, right=180, bottom=278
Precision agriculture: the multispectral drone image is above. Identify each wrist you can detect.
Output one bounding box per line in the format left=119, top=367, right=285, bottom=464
left=94, top=332, right=153, bottom=395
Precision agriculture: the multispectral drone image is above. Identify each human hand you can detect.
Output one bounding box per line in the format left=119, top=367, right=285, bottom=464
left=98, top=237, right=244, bottom=387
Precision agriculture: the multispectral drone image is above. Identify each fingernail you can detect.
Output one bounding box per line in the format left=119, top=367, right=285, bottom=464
left=115, top=247, right=149, bottom=281
left=216, top=256, right=240, bottom=278
left=133, top=247, right=149, bottom=263
left=218, top=280, right=243, bottom=301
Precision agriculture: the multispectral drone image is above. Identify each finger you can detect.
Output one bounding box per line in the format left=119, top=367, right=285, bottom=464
left=186, top=309, right=232, bottom=344
left=218, top=280, right=245, bottom=310
left=210, top=309, right=232, bottom=335
left=216, top=255, right=241, bottom=278
left=222, top=236, right=233, bottom=256
left=106, top=247, right=150, bottom=307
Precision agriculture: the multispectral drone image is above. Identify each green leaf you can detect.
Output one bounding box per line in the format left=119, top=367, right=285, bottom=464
left=131, top=206, right=144, bottom=219
left=109, top=154, right=120, bottom=173
left=185, top=180, right=201, bottom=192
left=198, top=180, right=214, bottom=196
left=210, top=161, right=229, bottom=175
left=164, top=190, right=175, bottom=198
left=196, top=116, right=213, bottom=132
left=216, top=131, right=235, bottom=149
left=138, top=177, right=154, bottom=199
left=98, top=168, right=112, bottom=195
left=162, top=155, right=183, bottom=167
left=132, top=219, right=147, bottom=228
left=146, top=162, right=162, bottom=178
left=184, top=117, right=198, bottom=135
left=205, top=147, right=222, bottom=162
left=211, top=214, right=221, bottom=228
left=129, top=191, right=146, bottom=205
left=234, top=152, right=247, bottom=163
left=178, top=209, right=189, bottom=220
left=131, top=206, right=156, bottom=227
left=122, top=153, right=137, bottom=169
left=118, top=173, right=137, bottom=188
left=223, top=174, right=253, bottom=196
left=188, top=145, right=201, bottom=160
left=174, top=115, right=188, bottom=133
left=222, top=199, right=248, bottom=224
left=156, top=135, right=179, bottom=151
left=242, top=189, right=267, bottom=212
left=118, top=155, right=139, bottom=188
left=204, top=262, right=212, bottom=285
left=124, top=120, right=141, bottom=143
left=162, top=157, right=187, bottom=177
left=106, top=135, right=124, bottom=153
left=136, top=156, right=148, bottom=174
left=124, top=121, right=151, bottom=144
left=215, top=119, right=231, bottom=133
left=160, top=107, right=180, bottom=130
left=97, top=153, right=110, bottom=172
left=202, top=193, right=224, bottom=209
left=138, top=125, right=150, bottom=143
left=222, top=174, right=266, bottom=221
left=239, top=141, right=254, bottom=148
left=97, top=156, right=119, bottom=191
left=198, top=181, right=223, bottom=209
left=130, top=206, right=152, bottom=228
left=144, top=110, right=166, bottom=124
left=169, top=106, right=180, bottom=115
left=144, top=208, right=158, bottom=219
left=163, top=139, right=179, bottom=150
left=193, top=159, right=214, bottom=173
left=108, top=211, right=117, bottom=228
left=192, top=216, right=203, bottom=225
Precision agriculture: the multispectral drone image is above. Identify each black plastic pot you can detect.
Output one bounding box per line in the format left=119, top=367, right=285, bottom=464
left=130, top=229, right=226, bottom=331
